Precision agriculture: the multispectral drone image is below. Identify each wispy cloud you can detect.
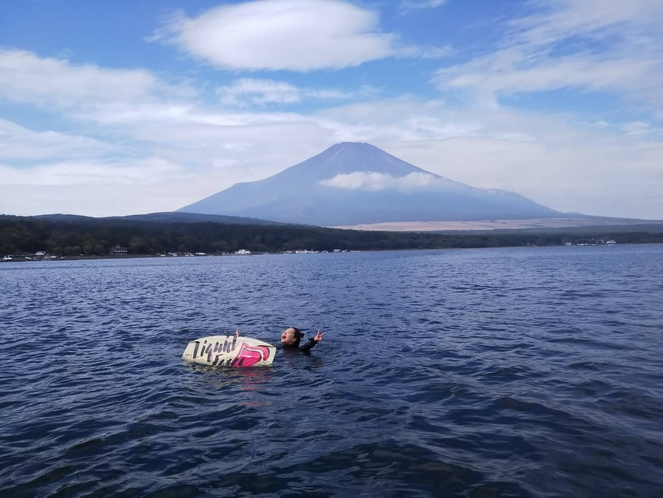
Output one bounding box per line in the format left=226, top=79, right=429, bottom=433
left=0, top=157, right=185, bottom=187
left=509, top=0, right=663, bottom=46
left=434, top=0, right=663, bottom=115
left=216, top=78, right=354, bottom=107
left=0, top=50, right=156, bottom=107
left=0, top=49, right=195, bottom=110
left=0, top=119, right=115, bottom=161
left=401, top=0, right=447, bottom=11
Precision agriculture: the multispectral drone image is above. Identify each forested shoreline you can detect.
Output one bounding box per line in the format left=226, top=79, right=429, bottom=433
left=1, top=215, right=662, bottom=257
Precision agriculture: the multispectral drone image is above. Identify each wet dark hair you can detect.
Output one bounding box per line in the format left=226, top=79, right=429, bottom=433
left=287, top=327, right=303, bottom=347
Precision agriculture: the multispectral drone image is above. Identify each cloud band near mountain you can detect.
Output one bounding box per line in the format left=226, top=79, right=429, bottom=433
left=319, top=172, right=462, bottom=193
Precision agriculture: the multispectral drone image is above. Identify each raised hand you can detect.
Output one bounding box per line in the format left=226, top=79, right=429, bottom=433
left=314, top=330, right=326, bottom=342
left=235, top=329, right=241, bottom=337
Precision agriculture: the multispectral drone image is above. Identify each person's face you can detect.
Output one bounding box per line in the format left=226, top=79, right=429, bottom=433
left=281, top=328, right=298, bottom=345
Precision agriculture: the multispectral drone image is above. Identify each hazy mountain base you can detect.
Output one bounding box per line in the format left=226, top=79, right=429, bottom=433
left=333, top=217, right=663, bottom=232
left=1, top=216, right=662, bottom=258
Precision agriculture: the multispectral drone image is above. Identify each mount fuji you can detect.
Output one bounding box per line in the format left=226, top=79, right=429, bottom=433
left=179, top=142, right=561, bottom=226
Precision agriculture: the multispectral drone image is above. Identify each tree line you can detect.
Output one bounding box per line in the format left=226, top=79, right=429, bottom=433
left=1, top=215, right=662, bottom=256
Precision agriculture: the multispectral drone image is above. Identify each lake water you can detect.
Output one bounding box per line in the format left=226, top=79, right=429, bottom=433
left=1, top=246, right=663, bottom=497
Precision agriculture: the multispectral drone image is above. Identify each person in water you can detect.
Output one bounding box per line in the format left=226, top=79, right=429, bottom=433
left=236, top=327, right=325, bottom=352
left=280, top=327, right=325, bottom=352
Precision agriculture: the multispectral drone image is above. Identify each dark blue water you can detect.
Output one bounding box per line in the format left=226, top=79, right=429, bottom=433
left=1, top=246, right=663, bottom=497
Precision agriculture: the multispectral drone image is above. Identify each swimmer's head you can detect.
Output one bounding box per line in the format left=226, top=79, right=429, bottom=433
left=281, top=327, right=302, bottom=346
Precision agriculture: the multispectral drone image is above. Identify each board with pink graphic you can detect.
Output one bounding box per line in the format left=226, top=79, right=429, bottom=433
left=182, top=335, right=276, bottom=368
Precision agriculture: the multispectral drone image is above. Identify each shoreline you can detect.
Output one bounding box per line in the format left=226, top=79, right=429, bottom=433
left=3, top=242, right=662, bottom=264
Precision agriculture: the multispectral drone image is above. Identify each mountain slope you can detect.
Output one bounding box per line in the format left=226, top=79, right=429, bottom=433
left=179, top=142, right=561, bottom=225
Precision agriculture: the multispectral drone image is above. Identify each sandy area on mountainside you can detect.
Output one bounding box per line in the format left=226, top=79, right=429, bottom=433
left=331, top=217, right=658, bottom=232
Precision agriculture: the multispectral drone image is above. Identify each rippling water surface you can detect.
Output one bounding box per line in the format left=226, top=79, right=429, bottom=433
left=2, top=246, right=663, bottom=497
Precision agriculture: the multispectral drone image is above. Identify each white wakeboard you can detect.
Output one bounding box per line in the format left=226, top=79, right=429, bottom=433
left=182, top=335, right=276, bottom=368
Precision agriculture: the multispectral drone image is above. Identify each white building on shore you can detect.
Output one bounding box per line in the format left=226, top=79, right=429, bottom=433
left=110, top=245, right=128, bottom=256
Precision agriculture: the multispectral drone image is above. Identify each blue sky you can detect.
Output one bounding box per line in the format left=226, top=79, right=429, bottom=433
left=1, top=0, right=662, bottom=219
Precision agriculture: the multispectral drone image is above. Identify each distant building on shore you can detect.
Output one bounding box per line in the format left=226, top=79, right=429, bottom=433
left=110, top=245, right=128, bottom=256
left=235, top=249, right=251, bottom=255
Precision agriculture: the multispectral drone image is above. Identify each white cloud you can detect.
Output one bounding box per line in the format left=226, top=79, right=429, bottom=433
left=0, top=119, right=114, bottom=161
left=320, top=171, right=465, bottom=192
left=151, top=0, right=397, bottom=71
left=216, top=78, right=353, bottom=106
left=0, top=50, right=661, bottom=219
